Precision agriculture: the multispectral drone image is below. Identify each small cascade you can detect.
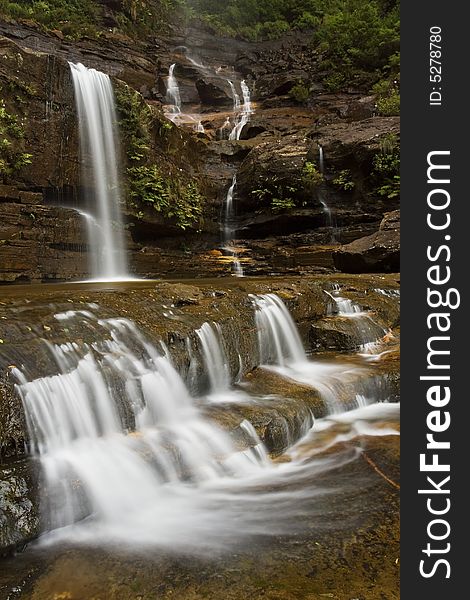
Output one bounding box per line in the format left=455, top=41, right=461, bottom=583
left=229, top=80, right=253, bottom=141
left=13, top=312, right=267, bottom=535
left=219, top=116, right=232, bottom=140
left=195, top=322, right=230, bottom=392
left=252, top=294, right=306, bottom=366
left=222, top=175, right=245, bottom=277
left=325, top=289, right=389, bottom=352
left=223, top=175, right=237, bottom=242
left=317, top=144, right=335, bottom=236
left=227, top=80, right=241, bottom=110
left=252, top=294, right=379, bottom=413
left=69, top=62, right=128, bottom=281
left=166, top=63, right=182, bottom=116
left=195, top=120, right=205, bottom=133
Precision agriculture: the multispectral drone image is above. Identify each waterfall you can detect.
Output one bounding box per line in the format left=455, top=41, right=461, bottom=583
left=229, top=80, right=253, bottom=141
left=222, top=175, right=244, bottom=276
left=166, top=63, right=182, bottom=114
left=252, top=294, right=306, bottom=366
left=325, top=289, right=388, bottom=352
left=252, top=293, right=379, bottom=413
left=13, top=312, right=267, bottom=535
left=317, top=144, right=334, bottom=232
left=195, top=120, right=205, bottom=133
left=69, top=62, right=128, bottom=281
left=227, top=80, right=241, bottom=110
left=195, top=322, right=230, bottom=392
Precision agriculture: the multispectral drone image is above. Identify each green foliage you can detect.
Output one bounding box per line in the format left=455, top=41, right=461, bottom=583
left=187, top=0, right=324, bottom=40
left=315, top=0, right=400, bottom=89
left=302, top=161, right=323, bottom=187
left=0, top=0, right=101, bottom=38
left=115, top=84, right=152, bottom=162
left=128, top=165, right=203, bottom=229
left=373, top=71, right=400, bottom=116
left=271, top=196, right=296, bottom=212
left=0, top=99, right=32, bottom=181
left=372, top=134, right=400, bottom=199
left=289, top=82, right=310, bottom=104
left=251, top=161, right=323, bottom=213
left=332, top=170, right=355, bottom=191
left=116, top=83, right=203, bottom=229
left=0, top=0, right=185, bottom=39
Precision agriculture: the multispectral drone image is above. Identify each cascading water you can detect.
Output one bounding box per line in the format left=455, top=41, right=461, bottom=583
left=13, top=312, right=268, bottom=539
left=196, top=322, right=230, bottom=392
left=195, top=120, right=205, bottom=133
left=227, top=79, right=241, bottom=110
left=252, top=294, right=306, bottom=367
left=69, top=62, right=128, bottom=281
left=166, top=63, right=182, bottom=115
left=252, top=293, right=378, bottom=413
left=325, top=289, right=388, bottom=352
left=317, top=145, right=335, bottom=236
left=222, top=176, right=244, bottom=276
left=229, top=80, right=253, bottom=141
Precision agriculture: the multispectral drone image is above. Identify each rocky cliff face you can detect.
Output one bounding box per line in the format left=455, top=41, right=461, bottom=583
left=0, top=19, right=400, bottom=282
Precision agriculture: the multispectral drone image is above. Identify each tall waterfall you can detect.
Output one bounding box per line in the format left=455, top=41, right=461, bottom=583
left=317, top=145, right=333, bottom=230
left=69, top=62, right=128, bottom=281
left=222, top=176, right=244, bottom=276
left=229, top=80, right=253, bottom=141
left=13, top=312, right=267, bottom=537
left=166, top=63, right=182, bottom=114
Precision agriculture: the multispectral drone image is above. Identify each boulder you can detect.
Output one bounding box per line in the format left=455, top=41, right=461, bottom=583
left=333, top=211, right=400, bottom=273
left=196, top=77, right=233, bottom=106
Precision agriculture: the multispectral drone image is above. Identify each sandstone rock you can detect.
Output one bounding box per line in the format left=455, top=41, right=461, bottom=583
left=18, top=191, right=43, bottom=205
left=196, top=77, right=232, bottom=106
left=333, top=211, right=400, bottom=273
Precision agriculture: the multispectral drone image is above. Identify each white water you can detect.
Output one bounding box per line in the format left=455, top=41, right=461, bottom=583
left=196, top=322, right=230, bottom=392
left=222, top=175, right=244, bottom=276
left=227, top=79, right=241, bottom=110
left=252, top=294, right=306, bottom=366
left=69, top=62, right=128, bottom=281
left=252, top=293, right=375, bottom=413
left=317, top=144, right=334, bottom=234
left=166, top=63, right=182, bottom=115
left=11, top=300, right=399, bottom=552
left=325, top=289, right=388, bottom=352
left=229, top=80, right=253, bottom=141
left=14, top=313, right=268, bottom=537
left=195, top=120, right=205, bottom=133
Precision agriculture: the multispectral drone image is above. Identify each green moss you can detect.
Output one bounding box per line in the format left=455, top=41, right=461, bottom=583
left=128, top=165, right=203, bottom=230
left=0, top=99, right=32, bottom=182
left=115, top=82, right=204, bottom=230
left=332, top=169, right=355, bottom=191
left=372, top=134, right=400, bottom=199
left=289, top=82, right=310, bottom=104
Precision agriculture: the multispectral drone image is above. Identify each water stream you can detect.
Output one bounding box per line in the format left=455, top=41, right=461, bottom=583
left=229, top=80, right=253, bottom=141
left=166, top=63, right=182, bottom=116
left=69, top=63, right=128, bottom=281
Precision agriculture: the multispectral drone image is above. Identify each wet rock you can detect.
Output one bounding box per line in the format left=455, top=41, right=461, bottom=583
left=0, top=458, right=40, bottom=555
left=196, top=78, right=232, bottom=106
left=0, top=202, right=88, bottom=283
left=333, top=211, right=400, bottom=273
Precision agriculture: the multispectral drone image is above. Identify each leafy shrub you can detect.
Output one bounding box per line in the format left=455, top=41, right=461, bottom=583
left=372, top=134, right=400, bottom=199
left=332, top=169, right=355, bottom=191
left=0, top=99, right=32, bottom=182
left=128, top=165, right=203, bottom=229
left=289, top=82, right=310, bottom=104
left=115, top=82, right=204, bottom=229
